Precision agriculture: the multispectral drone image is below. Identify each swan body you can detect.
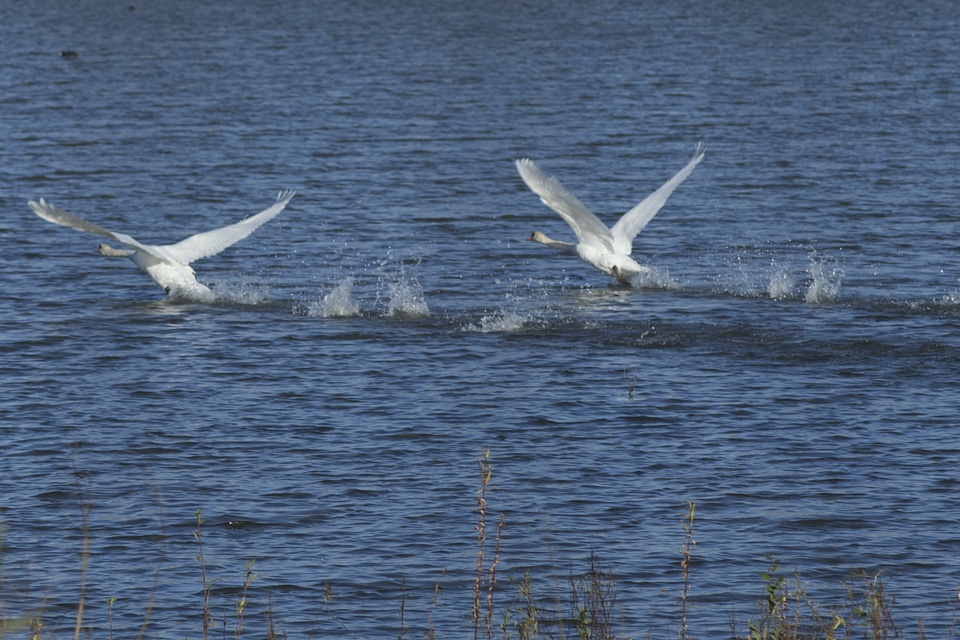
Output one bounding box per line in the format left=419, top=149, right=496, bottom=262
left=28, top=190, right=296, bottom=301
left=516, top=143, right=704, bottom=284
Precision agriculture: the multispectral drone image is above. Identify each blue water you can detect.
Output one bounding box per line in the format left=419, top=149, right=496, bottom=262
left=3, top=1, right=960, bottom=638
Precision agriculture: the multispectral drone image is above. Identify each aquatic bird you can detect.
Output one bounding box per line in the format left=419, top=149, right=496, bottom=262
left=28, top=190, right=296, bottom=301
left=516, top=143, right=704, bottom=284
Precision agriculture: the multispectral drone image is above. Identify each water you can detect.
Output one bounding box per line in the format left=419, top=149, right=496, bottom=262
left=2, top=0, right=960, bottom=638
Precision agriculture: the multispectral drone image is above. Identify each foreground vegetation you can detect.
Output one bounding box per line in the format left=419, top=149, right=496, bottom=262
left=1, top=451, right=956, bottom=639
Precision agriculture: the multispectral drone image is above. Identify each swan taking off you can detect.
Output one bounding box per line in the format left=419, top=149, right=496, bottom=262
left=28, top=190, right=296, bottom=301
left=516, top=144, right=704, bottom=284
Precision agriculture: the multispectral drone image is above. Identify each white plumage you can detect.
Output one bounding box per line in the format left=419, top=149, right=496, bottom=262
left=28, top=190, right=296, bottom=301
left=516, top=144, right=704, bottom=284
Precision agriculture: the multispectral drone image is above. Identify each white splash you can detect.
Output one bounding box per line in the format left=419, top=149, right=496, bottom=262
left=385, top=267, right=430, bottom=317
left=805, top=251, right=844, bottom=304
left=308, top=277, right=360, bottom=317
left=466, top=310, right=533, bottom=333
left=213, top=281, right=273, bottom=305
left=733, top=252, right=759, bottom=297
left=938, top=282, right=960, bottom=306
left=768, top=261, right=795, bottom=300
left=628, top=265, right=679, bottom=289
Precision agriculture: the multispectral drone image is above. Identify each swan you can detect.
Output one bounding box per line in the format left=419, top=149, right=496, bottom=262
left=516, top=143, right=704, bottom=284
left=28, top=190, right=296, bottom=301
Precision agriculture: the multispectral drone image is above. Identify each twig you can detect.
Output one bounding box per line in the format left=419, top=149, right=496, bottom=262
left=72, top=466, right=91, bottom=640
left=194, top=509, right=211, bottom=640
left=623, top=364, right=638, bottom=400
left=679, top=501, right=696, bottom=640
left=486, top=512, right=505, bottom=640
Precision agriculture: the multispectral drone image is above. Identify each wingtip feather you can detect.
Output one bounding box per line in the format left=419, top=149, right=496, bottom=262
left=515, top=157, right=539, bottom=175
left=28, top=197, right=58, bottom=222
left=693, top=141, right=706, bottom=160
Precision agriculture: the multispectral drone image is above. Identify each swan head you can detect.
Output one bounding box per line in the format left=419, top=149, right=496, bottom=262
left=528, top=231, right=549, bottom=244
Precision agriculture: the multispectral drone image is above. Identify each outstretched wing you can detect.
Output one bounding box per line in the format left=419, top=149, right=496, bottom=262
left=515, top=158, right=615, bottom=253
left=29, top=198, right=122, bottom=242
left=163, top=190, right=296, bottom=265
left=29, top=197, right=175, bottom=264
left=609, top=143, right=705, bottom=255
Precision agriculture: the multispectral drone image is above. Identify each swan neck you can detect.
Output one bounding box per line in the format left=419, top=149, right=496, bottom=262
left=98, top=243, right=135, bottom=258
left=533, top=233, right=576, bottom=255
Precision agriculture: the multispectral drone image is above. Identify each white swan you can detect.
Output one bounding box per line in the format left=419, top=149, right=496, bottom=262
left=28, top=190, right=296, bottom=301
left=516, top=143, right=704, bottom=284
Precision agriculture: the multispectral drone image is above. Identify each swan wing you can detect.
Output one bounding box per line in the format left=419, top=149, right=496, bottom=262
left=609, top=143, right=705, bottom=255
left=108, top=232, right=171, bottom=264
left=163, top=190, right=296, bottom=265
left=29, top=198, right=125, bottom=242
left=515, top=159, right=615, bottom=252
left=29, top=198, right=177, bottom=266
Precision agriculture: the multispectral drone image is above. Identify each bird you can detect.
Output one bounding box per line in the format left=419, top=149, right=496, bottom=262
left=28, top=190, right=296, bottom=301
left=516, top=143, right=704, bottom=285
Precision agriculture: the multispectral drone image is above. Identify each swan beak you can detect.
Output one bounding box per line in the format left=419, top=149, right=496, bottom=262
left=527, top=232, right=535, bottom=241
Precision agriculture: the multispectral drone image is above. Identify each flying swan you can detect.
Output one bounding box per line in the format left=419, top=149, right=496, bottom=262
left=516, top=143, right=704, bottom=284
left=28, top=190, right=296, bottom=301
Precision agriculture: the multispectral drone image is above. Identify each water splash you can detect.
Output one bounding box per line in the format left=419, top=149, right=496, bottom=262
left=307, top=277, right=360, bottom=317
left=733, top=252, right=760, bottom=297
left=629, top=265, right=679, bottom=289
left=465, top=310, right=534, bottom=333
left=937, top=281, right=960, bottom=306
left=768, top=260, right=795, bottom=300
left=384, top=266, right=430, bottom=318
left=805, top=251, right=844, bottom=304
left=213, top=282, right=273, bottom=305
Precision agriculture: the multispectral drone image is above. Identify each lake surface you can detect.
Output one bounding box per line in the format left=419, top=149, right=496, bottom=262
left=2, top=0, right=960, bottom=637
